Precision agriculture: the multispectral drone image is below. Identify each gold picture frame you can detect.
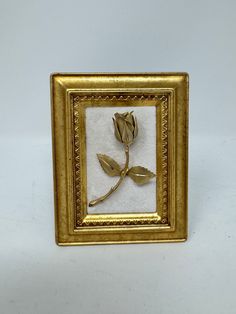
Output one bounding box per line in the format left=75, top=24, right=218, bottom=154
left=51, top=73, right=188, bottom=245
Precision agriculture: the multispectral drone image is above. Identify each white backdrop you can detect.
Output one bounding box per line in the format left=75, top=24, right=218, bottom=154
left=1, top=1, right=236, bottom=314
left=86, top=106, right=156, bottom=214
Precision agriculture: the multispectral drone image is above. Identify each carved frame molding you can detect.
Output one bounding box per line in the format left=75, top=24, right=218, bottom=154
left=51, top=73, right=188, bottom=245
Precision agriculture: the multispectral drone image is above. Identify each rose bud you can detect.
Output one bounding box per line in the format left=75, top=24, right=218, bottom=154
left=112, top=111, right=138, bottom=145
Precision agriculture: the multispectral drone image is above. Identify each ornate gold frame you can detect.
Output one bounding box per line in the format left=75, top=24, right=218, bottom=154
left=51, top=73, right=188, bottom=245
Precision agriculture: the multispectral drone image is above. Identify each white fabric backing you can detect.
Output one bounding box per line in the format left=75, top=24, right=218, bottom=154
left=86, top=106, right=157, bottom=214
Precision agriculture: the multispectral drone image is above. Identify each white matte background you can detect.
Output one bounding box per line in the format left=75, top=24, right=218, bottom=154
left=86, top=106, right=156, bottom=214
left=0, top=1, right=236, bottom=314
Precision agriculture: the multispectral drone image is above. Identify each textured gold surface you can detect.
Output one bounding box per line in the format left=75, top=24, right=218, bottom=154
left=51, top=73, right=188, bottom=245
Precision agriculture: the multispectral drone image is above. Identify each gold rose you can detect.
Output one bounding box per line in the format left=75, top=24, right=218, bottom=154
left=89, top=111, right=156, bottom=207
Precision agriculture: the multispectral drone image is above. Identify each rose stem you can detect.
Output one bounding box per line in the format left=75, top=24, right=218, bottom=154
left=89, top=145, right=129, bottom=207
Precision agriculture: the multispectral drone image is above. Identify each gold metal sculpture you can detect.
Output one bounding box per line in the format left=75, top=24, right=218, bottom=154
left=89, top=111, right=156, bottom=207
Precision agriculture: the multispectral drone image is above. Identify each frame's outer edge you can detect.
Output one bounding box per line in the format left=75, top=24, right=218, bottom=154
left=51, top=73, right=189, bottom=245
left=51, top=75, right=59, bottom=244
left=173, top=73, right=189, bottom=241
left=180, top=73, right=189, bottom=240
left=51, top=75, right=69, bottom=244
